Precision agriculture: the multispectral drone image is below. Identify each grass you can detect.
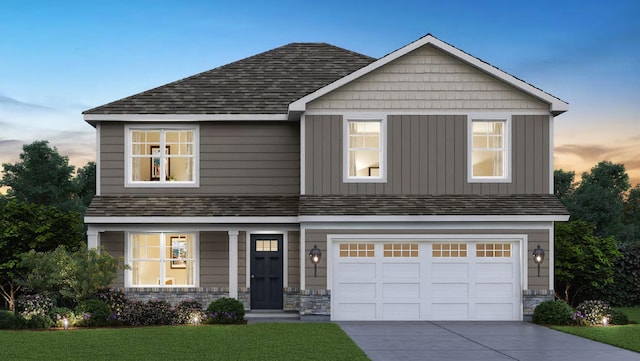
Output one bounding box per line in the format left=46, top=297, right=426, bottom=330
left=0, top=323, right=370, bottom=361
left=551, top=307, right=640, bottom=353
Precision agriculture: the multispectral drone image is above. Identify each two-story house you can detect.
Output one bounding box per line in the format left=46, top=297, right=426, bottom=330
left=83, top=34, right=569, bottom=321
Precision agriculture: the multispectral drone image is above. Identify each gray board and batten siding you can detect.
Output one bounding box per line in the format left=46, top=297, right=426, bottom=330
left=100, top=121, right=300, bottom=196
left=305, top=114, right=550, bottom=195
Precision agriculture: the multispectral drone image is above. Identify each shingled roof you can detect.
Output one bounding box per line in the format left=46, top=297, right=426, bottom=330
left=83, top=43, right=375, bottom=115
left=85, top=194, right=568, bottom=218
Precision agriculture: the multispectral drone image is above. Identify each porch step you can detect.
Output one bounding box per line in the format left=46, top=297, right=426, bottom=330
left=245, top=310, right=300, bottom=323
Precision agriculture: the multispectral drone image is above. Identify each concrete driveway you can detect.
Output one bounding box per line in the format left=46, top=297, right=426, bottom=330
left=339, top=321, right=640, bottom=361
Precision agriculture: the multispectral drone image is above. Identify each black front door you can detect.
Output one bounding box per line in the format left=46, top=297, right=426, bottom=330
left=250, top=234, right=283, bottom=309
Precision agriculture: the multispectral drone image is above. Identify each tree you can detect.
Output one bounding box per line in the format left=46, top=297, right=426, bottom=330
left=553, top=169, right=575, bottom=204
left=19, top=245, right=124, bottom=305
left=0, top=200, right=84, bottom=310
left=554, top=221, right=620, bottom=305
left=567, top=161, right=630, bottom=238
left=0, top=140, right=77, bottom=211
left=73, top=161, right=96, bottom=211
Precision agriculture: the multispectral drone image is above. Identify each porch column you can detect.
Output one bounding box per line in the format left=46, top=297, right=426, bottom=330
left=228, top=230, right=239, bottom=299
left=300, top=228, right=306, bottom=290
left=87, top=225, right=100, bottom=250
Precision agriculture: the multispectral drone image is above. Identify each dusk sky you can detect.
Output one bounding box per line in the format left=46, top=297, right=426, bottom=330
left=1, top=0, right=639, bottom=186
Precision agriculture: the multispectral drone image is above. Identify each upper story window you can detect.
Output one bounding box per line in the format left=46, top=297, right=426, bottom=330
left=468, top=119, right=510, bottom=183
left=125, top=125, right=199, bottom=187
left=344, top=118, right=386, bottom=183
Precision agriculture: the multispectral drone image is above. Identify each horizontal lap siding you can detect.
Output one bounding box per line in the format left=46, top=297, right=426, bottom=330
left=200, top=231, right=228, bottom=287
left=306, top=115, right=550, bottom=195
left=307, top=44, right=547, bottom=112
left=100, top=122, right=300, bottom=195
left=288, top=231, right=300, bottom=288
left=102, top=231, right=125, bottom=288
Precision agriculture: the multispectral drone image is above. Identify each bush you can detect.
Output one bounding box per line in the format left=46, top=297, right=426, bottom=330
left=75, top=299, right=113, bottom=327
left=173, top=300, right=206, bottom=325
left=49, top=307, right=78, bottom=328
left=601, top=243, right=640, bottom=306
left=16, top=294, right=54, bottom=318
left=120, top=300, right=174, bottom=326
left=610, top=309, right=629, bottom=325
left=0, top=310, right=24, bottom=329
left=532, top=300, right=574, bottom=325
left=206, top=297, right=245, bottom=324
left=576, top=300, right=612, bottom=326
left=24, top=313, right=53, bottom=329
left=92, top=288, right=129, bottom=320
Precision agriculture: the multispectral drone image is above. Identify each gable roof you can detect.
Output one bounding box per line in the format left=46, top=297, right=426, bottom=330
left=83, top=43, right=374, bottom=117
left=289, top=34, right=569, bottom=116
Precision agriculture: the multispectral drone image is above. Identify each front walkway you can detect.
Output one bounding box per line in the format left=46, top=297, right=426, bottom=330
left=339, top=321, right=639, bottom=361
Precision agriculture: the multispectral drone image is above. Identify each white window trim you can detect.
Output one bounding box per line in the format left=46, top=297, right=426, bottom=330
left=467, top=116, right=511, bottom=183
left=342, top=115, right=387, bottom=183
left=124, top=124, right=200, bottom=188
left=124, top=231, right=200, bottom=288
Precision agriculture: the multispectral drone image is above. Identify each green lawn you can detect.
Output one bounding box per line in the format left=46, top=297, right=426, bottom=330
left=0, top=323, right=370, bottom=361
left=552, top=307, right=640, bottom=353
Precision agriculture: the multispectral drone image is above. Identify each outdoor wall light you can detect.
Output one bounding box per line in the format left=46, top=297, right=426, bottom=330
left=532, top=245, right=545, bottom=277
left=309, top=245, right=322, bottom=277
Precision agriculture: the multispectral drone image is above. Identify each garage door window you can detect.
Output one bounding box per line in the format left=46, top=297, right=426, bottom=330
left=476, top=243, right=511, bottom=257
left=339, top=243, right=375, bottom=257
left=432, top=243, right=467, bottom=257
left=383, top=243, right=418, bottom=257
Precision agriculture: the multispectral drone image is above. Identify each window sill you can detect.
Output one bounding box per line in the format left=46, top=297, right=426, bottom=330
left=125, top=181, right=200, bottom=188
left=467, top=177, right=511, bottom=183
left=343, top=176, right=387, bottom=184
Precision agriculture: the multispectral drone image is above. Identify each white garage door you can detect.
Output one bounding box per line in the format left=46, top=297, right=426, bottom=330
left=332, top=240, right=521, bottom=321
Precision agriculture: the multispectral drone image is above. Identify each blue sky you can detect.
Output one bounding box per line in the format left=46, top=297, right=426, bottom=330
left=1, top=0, right=639, bottom=184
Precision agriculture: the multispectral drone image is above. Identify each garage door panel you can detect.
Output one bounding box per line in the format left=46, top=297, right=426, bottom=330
left=337, top=282, right=376, bottom=299
left=476, top=303, right=516, bottom=320
left=383, top=303, right=420, bottom=320
left=337, top=262, right=376, bottom=280
left=432, top=303, right=469, bottom=320
left=382, top=262, right=420, bottom=278
left=476, top=263, right=514, bottom=281
left=432, top=283, right=469, bottom=298
left=431, top=263, right=469, bottom=280
left=383, top=283, right=420, bottom=299
left=475, top=283, right=513, bottom=298
left=338, top=303, right=376, bottom=320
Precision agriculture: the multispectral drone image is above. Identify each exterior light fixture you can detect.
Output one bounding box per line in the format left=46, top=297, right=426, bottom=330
left=602, top=317, right=608, bottom=327
left=532, top=245, right=545, bottom=277
left=309, top=245, right=322, bottom=277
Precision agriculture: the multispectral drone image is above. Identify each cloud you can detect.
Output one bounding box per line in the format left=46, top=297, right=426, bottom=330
left=0, top=94, right=52, bottom=111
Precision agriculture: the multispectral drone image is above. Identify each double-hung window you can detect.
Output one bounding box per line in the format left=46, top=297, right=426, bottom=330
left=127, top=232, right=198, bottom=287
left=468, top=119, right=510, bottom=182
left=344, top=118, right=386, bottom=182
left=126, top=125, right=199, bottom=186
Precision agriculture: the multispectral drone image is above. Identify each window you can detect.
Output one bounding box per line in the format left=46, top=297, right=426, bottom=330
left=126, top=125, right=199, bottom=186
left=384, top=243, right=418, bottom=257
left=339, top=243, right=375, bottom=258
left=469, top=119, right=510, bottom=182
left=432, top=243, right=467, bottom=257
left=128, top=232, right=197, bottom=287
left=476, top=243, right=511, bottom=258
left=256, top=239, right=279, bottom=252
left=344, top=119, right=386, bottom=182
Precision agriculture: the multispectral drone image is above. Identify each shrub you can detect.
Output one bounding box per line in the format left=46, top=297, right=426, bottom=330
left=75, top=299, right=113, bottom=327
left=206, top=297, right=245, bottom=324
left=576, top=300, right=612, bottom=326
left=24, top=314, right=53, bottom=329
left=120, top=300, right=174, bottom=326
left=16, top=294, right=54, bottom=318
left=532, top=300, right=574, bottom=325
left=601, top=243, right=640, bottom=306
left=610, top=309, right=629, bottom=325
left=0, top=310, right=24, bottom=329
left=49, top=307, right=78, bottom=328
left=92, top=288, right=129, bottom=320
left=173, top=300, right=206, bottom=325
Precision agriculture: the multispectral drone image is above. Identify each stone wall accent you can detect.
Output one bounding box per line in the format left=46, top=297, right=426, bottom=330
left=523, top=289, right=554, bottom=319
left=283, top=287, right=300, bottom=311
left=299, top=289, right=330, bottom=316
left=122, top=287, right=230, bottom=308
left=238, top=288, right=250, bottom=310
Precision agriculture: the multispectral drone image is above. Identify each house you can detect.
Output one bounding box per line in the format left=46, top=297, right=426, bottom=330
left=83, top=34, right=569, bottom=321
